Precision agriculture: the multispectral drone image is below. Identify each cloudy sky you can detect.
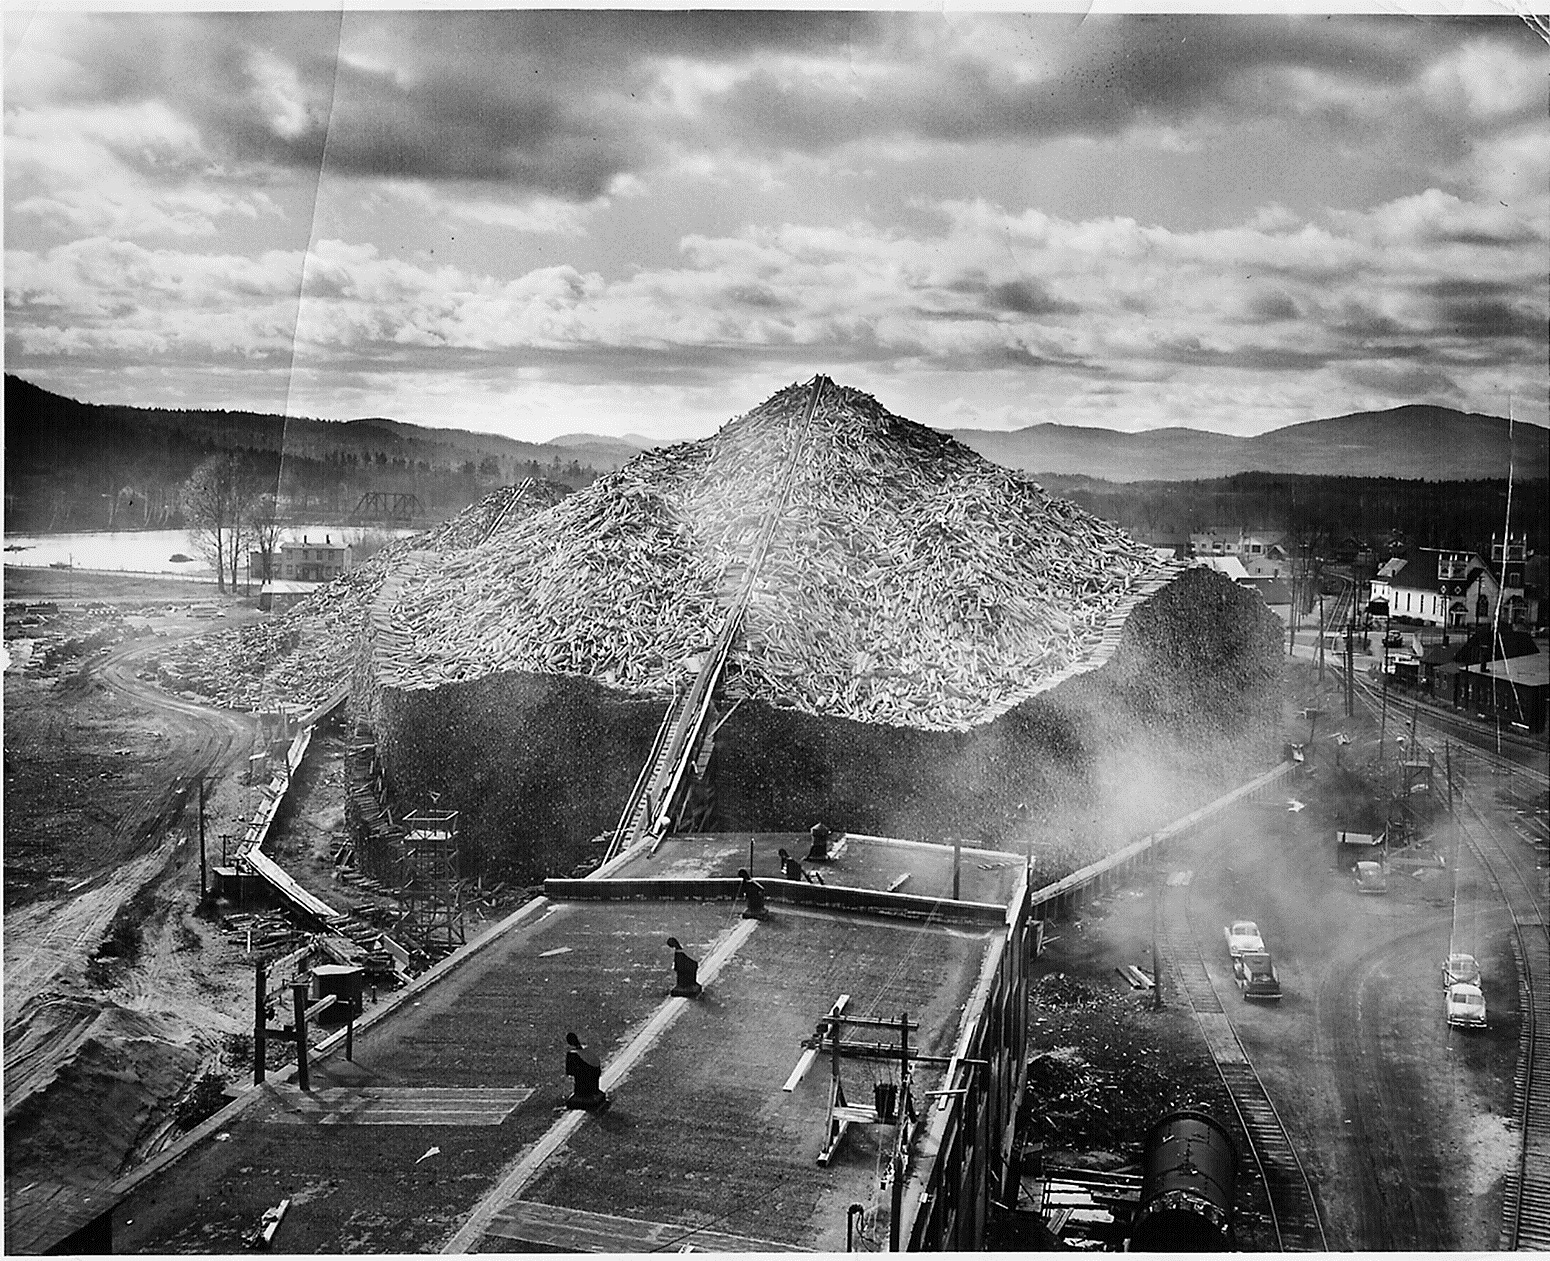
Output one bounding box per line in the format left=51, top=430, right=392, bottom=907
left=4, top=8, right=1547, bottom=443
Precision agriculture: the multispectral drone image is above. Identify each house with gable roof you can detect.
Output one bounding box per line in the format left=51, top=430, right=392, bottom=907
left=1370, top=545, right=1502, bottom=629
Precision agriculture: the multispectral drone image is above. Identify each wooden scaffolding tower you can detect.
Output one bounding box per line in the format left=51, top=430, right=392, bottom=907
left=397, top=809, right=465, bottom=957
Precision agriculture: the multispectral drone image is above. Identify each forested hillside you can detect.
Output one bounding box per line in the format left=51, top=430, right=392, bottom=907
left=1044, top=470, right=1548, bottom=558
left=2, top=376, right=618, bottom=532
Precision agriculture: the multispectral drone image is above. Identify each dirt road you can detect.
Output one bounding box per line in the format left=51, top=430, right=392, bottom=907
left=4, top=594, right=269, bottom=1250
left=5, top=629, right=254, bottom=1019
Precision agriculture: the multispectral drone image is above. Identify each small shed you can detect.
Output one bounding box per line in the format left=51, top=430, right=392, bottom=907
left=259, top=580, right=318, bottom=613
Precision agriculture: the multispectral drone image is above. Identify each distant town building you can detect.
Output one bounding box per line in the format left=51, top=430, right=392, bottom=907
left=256, top=580, right=316, bottom=614
left=1244, top=544, right=1291, bottom=579
left=1188, top=527, right=1286, bottom=561
left=1252, top=577, right=1294, bottom=623
left=1334, top=535, right=1375, bottom=568
left=1369, top=546, right=1505, bottom=629
left=250, top=535, right=355, bottom=587
left=1194, top=557, right=1300, bottom=623
left=1452, top=652, right=1548, bottom=734
left=1194, top=554, right=1250, bottom=583
left=1491, top=533, right=1532, bottom=628
left=1524, top=552, right=1547, bottom=631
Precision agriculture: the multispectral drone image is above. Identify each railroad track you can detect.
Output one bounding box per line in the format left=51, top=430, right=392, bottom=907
left=1345, top=670, right=1548, bottom=791
left=1159, top=887, right=1328, bottom=1252
left=1454, top=793, right=1550, bottom=1249
left=1343, top=671, right=1550, bottom=1247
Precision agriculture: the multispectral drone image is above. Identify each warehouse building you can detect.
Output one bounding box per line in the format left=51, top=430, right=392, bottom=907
left=105, top=830, right=1038, bottom=1252
left=1453, top=652, right=1549, bottom=734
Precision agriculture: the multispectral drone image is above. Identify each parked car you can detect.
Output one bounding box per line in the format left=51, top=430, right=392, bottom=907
left=1234, top=951, right=1283, bottom=1002
left=1354, top=861, right=1388, bottom=895
left=1445, top=983, right=1487, bottom=1029
left=1442, top=953, right=1481, bottom=988
left=1224, top=920, right=1265, bottom=958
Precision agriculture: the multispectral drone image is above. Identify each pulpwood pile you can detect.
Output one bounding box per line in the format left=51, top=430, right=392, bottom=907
left=159, top=480, right=570, bottom=710
left=379, top=382, right=1157, bottom=730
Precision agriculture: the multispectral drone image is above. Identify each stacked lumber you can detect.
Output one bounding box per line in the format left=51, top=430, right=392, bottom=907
left=377, top=381, right=1160, bottom=731
left=159, top=480, right=571, bottom=711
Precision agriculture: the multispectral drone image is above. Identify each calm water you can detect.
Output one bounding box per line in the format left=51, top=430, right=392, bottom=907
left=2, top=527, right=418, bottom=577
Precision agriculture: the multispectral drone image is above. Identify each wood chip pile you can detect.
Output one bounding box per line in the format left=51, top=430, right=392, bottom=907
left=161, top=480, right=570, bottom=710
left=377, top=382, right=1158, bottom=730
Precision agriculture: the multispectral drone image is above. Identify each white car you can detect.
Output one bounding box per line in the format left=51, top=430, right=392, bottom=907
left=1224, top=920, right=1265, bottom=958
left=1442, top=953, right=1481, bottom=988
left=1445, top=983, right=1487, bottom=1029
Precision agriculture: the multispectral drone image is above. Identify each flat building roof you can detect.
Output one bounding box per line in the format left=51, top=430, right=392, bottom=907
left=109, top=832, right=1013, bottom=1254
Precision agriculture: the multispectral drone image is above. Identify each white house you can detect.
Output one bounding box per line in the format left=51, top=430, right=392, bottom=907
left=1370, top=546, right=1503, bottom=628
left=1189, top=527, right=1287, bottom=561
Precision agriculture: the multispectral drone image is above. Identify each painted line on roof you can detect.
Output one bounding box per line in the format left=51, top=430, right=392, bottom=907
left=105, top=893, right=555, bottom=1204
left=838, top=832, right=1021, bottom=860
left=440, top=915, right=760, bottom=1255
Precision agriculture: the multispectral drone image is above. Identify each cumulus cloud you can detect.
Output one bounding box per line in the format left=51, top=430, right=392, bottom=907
left=5, top=11, right=1547, bottom=435
left=10, top=181, right=1541, bottom=397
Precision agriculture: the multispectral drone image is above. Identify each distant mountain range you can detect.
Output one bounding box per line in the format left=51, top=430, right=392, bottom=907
left=1, top=375, right=647, bottom=533
left=948, top=405, right=1547, bottom=483
left=543, top=432, right=655, bottom=467
left=6, top=374, right=1545, bottom=539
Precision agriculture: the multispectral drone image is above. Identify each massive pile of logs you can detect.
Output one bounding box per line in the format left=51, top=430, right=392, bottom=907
left=159, top=480, right=570, bottom=711
left=376, top=382, right=1158, bottom=731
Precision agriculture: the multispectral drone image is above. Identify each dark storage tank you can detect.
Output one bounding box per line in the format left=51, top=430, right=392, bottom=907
left=1129, top=1110, right=1237, bottom=1252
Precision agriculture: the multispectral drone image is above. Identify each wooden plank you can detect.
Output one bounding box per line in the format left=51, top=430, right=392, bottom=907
left=833, top=1104, right=882, bottom=1124
left=269, top=1087, right=532, bottom=1125
left=485, top=1199, right=805, bottom=1253
left=783, top=993, right=849, bottom=1091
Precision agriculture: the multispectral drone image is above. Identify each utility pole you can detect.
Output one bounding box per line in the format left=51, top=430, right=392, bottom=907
left=1287, top=556, right=1300, bottom=657
left=1344, top=607, right=1354, bottom=719
left=254, top=960, right=267, bottom=1087
left=1150, top=838, right=1164, bottom=1010
left=1378, top=616, right=1391, bottom=767
left=198, top=775, right=208, bottom=904
left=1317, top=592, right=1326, bottom=685
left=889, top=1010, right=910, bottom=1252
left=292, top=982, right=311, bottom=1093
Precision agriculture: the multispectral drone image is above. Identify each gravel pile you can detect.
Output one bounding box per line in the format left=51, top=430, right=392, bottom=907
left=378, top=380, right=1158, bottom=730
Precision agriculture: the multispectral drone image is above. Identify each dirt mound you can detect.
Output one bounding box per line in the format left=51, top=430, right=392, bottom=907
left=4, top=1002, right=209, bottom=1185
left=379, top=380, right=1156, bottom=730
left=1028, top=1045, right=1091, bottom=1092
left=1033, top=972, right=1104, bottom=1008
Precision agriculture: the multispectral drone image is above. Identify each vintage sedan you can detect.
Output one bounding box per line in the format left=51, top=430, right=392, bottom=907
left=1224, top=920, right=1265, bottom=958
left=1234, top=951, right=1283, bottom=1002
left=1442, top=953, right=1482, bottom=988
left=1445, top=982, right=1487, bottom=1029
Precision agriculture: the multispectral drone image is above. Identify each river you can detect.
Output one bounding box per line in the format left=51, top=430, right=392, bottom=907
left=2, top=527, right=419, bottom=579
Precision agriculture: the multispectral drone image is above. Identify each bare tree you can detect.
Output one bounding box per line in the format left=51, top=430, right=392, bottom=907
left=347, top=527, right=396, bottom=565
left=183, top=454, right=262, bottom=593
left=246, top=492, right=285, bottom=585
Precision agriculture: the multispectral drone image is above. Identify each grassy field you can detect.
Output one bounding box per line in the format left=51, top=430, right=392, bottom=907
left=4, top=566, right=237, bottom=605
